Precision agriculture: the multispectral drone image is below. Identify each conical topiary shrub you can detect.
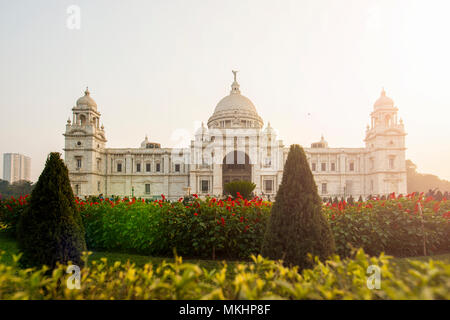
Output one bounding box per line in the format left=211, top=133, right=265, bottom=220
left=262, top=144, right=335, bottom=269
left=17, top=152, right=86, bottom=268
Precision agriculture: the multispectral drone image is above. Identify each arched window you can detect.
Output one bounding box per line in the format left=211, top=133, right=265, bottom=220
left=79, top=114, right=87, bottom=125
left=385, top=115, right=391, bottom=127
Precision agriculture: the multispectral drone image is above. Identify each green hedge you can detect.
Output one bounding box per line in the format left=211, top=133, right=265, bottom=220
left=0, top=249, right=449, bottom=299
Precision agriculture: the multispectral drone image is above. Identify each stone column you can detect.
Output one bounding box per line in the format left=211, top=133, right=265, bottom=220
left=212, top=164, right=222, bottom=196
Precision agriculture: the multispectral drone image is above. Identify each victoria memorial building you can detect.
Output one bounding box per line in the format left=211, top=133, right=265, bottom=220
left=64, top=71, right=407, bottom=200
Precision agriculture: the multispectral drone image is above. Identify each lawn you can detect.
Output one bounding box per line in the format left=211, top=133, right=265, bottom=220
left=0, top=232, right=238, bottom=271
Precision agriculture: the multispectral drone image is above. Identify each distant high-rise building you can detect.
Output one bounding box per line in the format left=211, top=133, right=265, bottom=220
left=3, top=153, right=31, bottom=183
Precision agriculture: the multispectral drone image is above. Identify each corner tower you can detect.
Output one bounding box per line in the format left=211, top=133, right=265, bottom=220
left=364, top=88, right=407, bottom=195
left=64, top=88, right=107, bottom=196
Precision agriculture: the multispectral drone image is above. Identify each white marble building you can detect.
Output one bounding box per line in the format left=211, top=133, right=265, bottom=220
left=64, top=72, right=407, bottom=200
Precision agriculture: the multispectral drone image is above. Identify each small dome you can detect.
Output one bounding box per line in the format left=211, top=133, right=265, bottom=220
left=264, top=122, right=275, bottom=134
left=374, top=88, right=394, bottom=108
left=76, top=87, right=97, bottom=109
left=195, top=122, right=208, bottom=135
left=311, top=135, right=328, bottom=148
left=140, top=135, right=160, bottom=149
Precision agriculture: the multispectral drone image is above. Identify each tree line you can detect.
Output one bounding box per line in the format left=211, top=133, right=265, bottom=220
left=0, top=179, right=34, bottom=199
left=407, top=159, right=450, bottom=194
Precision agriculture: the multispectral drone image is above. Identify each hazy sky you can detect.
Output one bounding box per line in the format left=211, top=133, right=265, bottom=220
left=1, top=0, right=450, bottom=182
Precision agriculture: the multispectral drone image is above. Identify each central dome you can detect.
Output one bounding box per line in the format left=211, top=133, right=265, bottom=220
left=207, top=71, right=263, bottom=129
left=214, top=94, right=257, bottom=114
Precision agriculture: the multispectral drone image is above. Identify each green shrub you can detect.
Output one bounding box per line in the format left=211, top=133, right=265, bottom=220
left=224, top=181, right=256, bottom=200
left=262, top=145, right=335, bottom=269
left=0, top=249, right=449, bottom=299
left=16, top=153, right=86, bottom=268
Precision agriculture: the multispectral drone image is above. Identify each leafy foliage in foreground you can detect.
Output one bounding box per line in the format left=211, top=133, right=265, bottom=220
left=0, top=249, right=449, bottom=300
left=262, top=144, right=335, bottom=269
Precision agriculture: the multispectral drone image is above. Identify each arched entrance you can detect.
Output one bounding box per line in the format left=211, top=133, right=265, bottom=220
left=222, top=150, right=252, bottom=188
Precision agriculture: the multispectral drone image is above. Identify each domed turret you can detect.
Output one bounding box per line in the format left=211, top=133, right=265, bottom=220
left=207, top=71, right=263, bottom=129
left=374, top=88, right=394, bottom=108
left=140, top=135, right=160, bottom=149
left=76, top=87, right=97, bottom=109
left=311, top=135, right=328, bottom=148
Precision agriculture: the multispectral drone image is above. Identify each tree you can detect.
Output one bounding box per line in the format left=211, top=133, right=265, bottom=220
left=0, top=179, right=9, bottom=197
left=17, top=153, right=86, bottom=268
left=406, top=159, right=450, bottom=193
left=347, top=195, right=355, bottom=205
left=224, top=180, right=256, bottom=200
left=262, top=145, right=335, bottom=269
left=0, top=179, right=34, bottom=199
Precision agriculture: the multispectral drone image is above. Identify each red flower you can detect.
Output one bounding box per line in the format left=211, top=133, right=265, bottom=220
left=161, top=194, right=166, bottom=201
left=433, top=202, right=440, bottom=213
left=192, top=194, right=198, bottom=199
left=194, top=213, right=198, bottom=216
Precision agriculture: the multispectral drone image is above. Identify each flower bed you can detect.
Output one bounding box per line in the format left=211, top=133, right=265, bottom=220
left=324, top=193, right=450, bottom=257
left=0, top=195, right=28, bottom=236
left=79, top=194, right=271, bottom=259
left=1, top=193, right=449, bottom=259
